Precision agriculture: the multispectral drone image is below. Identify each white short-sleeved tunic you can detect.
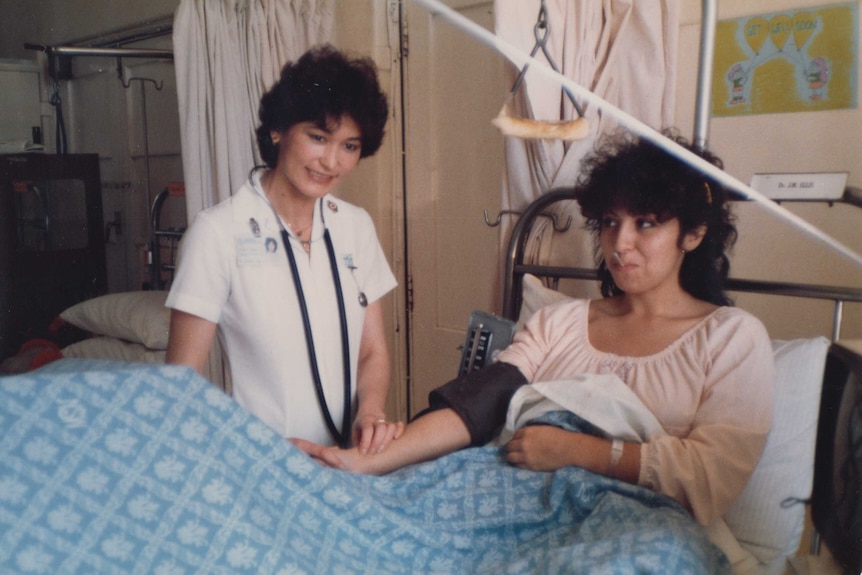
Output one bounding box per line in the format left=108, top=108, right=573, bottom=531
left=166, top=173, right=397, bottom=445
left=496, top=298, right=775, bottom=525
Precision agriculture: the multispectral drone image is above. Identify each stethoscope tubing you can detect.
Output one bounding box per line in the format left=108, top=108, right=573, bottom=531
left=280, top=200, right=352, bottom=448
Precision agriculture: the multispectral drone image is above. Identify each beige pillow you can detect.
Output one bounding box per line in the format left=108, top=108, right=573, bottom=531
left=62, top=336, right=167, bottom=363
left=516, top=274, right=573, bottom=329
left=60, top=291, right=171, bottom=350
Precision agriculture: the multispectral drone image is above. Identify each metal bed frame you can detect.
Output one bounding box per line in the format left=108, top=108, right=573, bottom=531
left=502, top=188, right=862, bottom=341
left=148, top=187, right=184, bottom=291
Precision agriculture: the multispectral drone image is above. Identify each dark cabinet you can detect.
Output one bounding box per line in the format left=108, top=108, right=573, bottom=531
left=0, top=154, right=107, bottom=359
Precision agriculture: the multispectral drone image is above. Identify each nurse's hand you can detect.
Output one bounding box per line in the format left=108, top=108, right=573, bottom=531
left=353, top=413, right=405, bottom=455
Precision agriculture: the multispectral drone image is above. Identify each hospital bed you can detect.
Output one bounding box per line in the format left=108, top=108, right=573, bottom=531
left=499, top=187, right=862, bottom=575
left=58, top=186, right=229, bottom=393
left=1, top=188, right=859, bottom=574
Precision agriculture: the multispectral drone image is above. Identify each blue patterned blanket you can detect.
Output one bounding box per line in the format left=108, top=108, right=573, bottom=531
left=0, top=360, right=730, bottom=574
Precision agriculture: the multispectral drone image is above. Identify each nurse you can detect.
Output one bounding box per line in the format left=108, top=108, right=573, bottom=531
left=166, top=45, right=404, bottom=454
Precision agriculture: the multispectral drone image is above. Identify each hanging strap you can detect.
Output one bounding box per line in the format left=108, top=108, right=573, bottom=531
left=493, top=0, right=589, bottom=141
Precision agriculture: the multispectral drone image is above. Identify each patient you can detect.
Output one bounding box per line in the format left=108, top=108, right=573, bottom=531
left=295, top=129, right=775, bottom=527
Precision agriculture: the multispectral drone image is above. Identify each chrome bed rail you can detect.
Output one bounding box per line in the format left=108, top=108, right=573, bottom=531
left=502, top=188, right=862, bottom=340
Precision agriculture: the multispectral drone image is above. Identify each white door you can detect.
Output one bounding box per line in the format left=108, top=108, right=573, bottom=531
left=402, top=0, right=507, bottom=415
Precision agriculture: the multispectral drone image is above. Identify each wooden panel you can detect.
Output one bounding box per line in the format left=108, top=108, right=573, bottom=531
left=404, top=0, right=506, bottom=414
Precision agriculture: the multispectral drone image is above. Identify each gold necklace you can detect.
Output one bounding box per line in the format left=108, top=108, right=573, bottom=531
left=287, top=222, right=312, bottom=253
left=287, top=221, right=311, bottom=237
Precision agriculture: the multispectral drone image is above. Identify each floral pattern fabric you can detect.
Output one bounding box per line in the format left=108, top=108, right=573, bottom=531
left=0, top=360, right=729, bottom=574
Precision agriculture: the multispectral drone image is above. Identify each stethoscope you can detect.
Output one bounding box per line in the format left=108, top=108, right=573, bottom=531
left=259, top=176, right=367, bottom=448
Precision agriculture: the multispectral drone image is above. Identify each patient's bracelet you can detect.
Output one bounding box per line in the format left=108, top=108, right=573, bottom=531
left=609, top=439, right=624, bottom=478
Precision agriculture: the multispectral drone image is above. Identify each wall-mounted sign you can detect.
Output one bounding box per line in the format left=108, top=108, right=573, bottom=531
left=750, top=172, right=848, bottom=201
left=713, top=3, right=858, bottom=116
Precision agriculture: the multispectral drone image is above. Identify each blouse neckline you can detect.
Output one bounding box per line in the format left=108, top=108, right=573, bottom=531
left=581, top=299, right=726, bottom=362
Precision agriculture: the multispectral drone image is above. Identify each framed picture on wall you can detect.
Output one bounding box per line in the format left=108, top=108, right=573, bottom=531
left=712, top=3, right=858, bottom=116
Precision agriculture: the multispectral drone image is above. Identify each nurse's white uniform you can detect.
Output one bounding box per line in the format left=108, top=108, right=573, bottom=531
left=166, top=171, right=397, bottom=445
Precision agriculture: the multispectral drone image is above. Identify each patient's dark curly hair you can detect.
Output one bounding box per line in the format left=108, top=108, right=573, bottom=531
left=576, top=129, right=737, bottom=306
left=255, top=44, right=388, bottom=168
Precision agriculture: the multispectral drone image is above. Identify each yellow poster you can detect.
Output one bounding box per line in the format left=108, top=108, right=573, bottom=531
left=712, top=3, right=858, bottom=116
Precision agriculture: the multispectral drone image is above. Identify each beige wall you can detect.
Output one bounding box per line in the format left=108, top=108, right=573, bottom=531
left=676, top=0, right=862, bottom=341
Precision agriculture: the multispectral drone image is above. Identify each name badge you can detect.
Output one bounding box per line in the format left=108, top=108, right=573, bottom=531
left=236, top=236, right=279, bottom=266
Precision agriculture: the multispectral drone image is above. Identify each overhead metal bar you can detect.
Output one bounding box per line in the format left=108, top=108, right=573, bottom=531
left=42, top=46, right=172, bottom=60
left=24, top=17, right=174, bottom=64
left=693, top=0, right=717, bottom=152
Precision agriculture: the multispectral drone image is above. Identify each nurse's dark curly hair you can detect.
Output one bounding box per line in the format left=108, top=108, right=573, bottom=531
left=256, top=44, right=388, bottom=168
left=576, top=129, right=737, bottom=306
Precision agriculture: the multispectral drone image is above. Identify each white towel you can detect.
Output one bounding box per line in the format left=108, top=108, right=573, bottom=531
left=496, top=374, right=665, bottom=445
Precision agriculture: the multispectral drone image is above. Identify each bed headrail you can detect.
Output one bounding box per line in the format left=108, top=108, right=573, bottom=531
left=502, top=188, right=862, bottom=340
left=149, top=187, right=185, bottom=291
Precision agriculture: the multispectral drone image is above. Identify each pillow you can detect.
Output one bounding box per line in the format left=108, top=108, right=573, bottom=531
left=60, top=291, right=171, bottom=350
left=62, top=336, right=167, bottom=364
left=723, top=336, right=830, bottom=571
left=516, top=274, right=573, bottom=329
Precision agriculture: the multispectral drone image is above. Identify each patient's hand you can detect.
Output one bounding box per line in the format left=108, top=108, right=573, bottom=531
left=290, top=438, right=347, bottom=470
left=504, top=426, right=583, bottom=472
left=289, top=438, right=380, bottom=474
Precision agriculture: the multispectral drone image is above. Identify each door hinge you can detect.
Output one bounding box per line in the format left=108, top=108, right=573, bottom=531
left=406, top=272, right=414, bottom=315
left=391, top=0, right=408, bottom=57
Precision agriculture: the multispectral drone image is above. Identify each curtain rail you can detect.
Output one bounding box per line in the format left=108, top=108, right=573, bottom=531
left=25, top=17, right=174, bottom=61
left=49, top=46, right=172, bottom=60
left=64, top=16, right=173, bottom=48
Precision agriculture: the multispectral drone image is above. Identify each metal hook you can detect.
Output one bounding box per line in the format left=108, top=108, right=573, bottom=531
left=483, top=209, right=572, bottom=233
left=507, top=0, right=584, bottom=118
left=117, top=62, right=164, bottom=90
left=120, top=75, right=163, bottom=90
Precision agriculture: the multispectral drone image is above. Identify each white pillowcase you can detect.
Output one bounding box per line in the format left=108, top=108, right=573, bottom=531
left=723, top=336, right=830, bottom=571
left=60, top=291, right=171, bottom=350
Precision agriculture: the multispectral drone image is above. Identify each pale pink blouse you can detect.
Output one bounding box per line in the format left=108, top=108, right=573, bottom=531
left=496, top=299, right=775, bottom=525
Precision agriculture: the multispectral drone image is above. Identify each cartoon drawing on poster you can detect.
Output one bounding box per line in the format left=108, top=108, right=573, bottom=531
left=712, top=3, right=857, bottom=116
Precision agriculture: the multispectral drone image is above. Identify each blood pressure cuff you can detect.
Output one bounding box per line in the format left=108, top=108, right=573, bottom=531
left=423, top=361, right=528, bottom=446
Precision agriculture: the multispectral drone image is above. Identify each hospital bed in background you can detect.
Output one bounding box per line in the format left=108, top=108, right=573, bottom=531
left=148, top=185, right=185, bottom=291
left=56, top=184, right=231, bottom=392
left=0, top=183, right=231, bottom=393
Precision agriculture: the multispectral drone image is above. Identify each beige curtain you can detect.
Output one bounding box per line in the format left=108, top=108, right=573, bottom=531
left=173, top=0, right=335, bottom=219
left=493, top=0, right=680, bottom=293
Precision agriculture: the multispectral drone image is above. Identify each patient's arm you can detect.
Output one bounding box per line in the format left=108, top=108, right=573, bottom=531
left=292, top=408, right=471, bottom=475
left=295, top=361, right=525, bottom=474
